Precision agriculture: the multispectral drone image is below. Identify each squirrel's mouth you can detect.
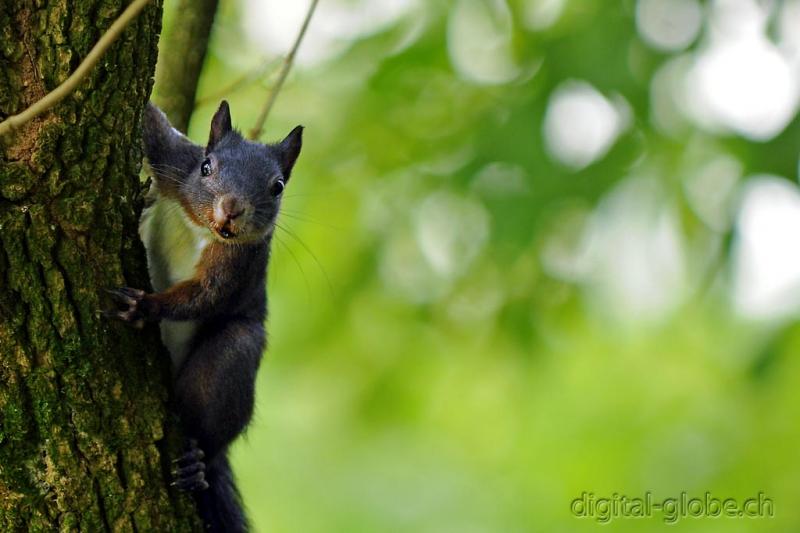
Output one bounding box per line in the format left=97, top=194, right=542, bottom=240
left=216, top=227, right=235, bottom=239
left=209, top=217, right=265, bottom=242
left=208, top=218, right=237, bottom=240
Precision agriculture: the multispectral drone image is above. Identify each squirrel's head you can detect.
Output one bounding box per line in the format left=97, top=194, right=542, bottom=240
left=142, top=100, right=303, bottom=243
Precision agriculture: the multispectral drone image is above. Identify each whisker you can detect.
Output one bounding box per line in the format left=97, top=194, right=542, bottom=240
left=148, top=162, right=190, bottom=177
left=272, top=233, right=311, bottom=302
left=282, top=189, right=348, bottom=199
left=279, top=211, right=342, bottom=231
left=274, top=221, right=334, bottom=300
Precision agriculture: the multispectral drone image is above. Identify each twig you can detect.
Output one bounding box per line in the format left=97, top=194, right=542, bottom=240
left=195, top=56, right=282, bottom=107
left=248, top=0, right=319, bottom=140
left=0, top=0, right=150, bottom=138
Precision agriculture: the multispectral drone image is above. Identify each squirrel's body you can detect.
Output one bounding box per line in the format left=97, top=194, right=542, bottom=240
left=140, top=192, right=209, bottom=369
left=108, top=101, right=303, bottom=532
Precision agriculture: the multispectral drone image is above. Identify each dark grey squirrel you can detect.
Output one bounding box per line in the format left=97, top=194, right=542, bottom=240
left=107, top=100, right=302, bottom=532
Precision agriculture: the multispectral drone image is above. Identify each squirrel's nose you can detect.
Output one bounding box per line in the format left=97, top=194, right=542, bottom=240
left=215, top=194, right=245, bottom=224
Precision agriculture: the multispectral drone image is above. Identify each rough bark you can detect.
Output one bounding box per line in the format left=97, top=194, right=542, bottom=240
left=0, top=1, right=201, bottom=530
left=153, top=0, right=218, bottom=132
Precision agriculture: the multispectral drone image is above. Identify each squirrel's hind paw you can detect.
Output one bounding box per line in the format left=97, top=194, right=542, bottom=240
left=172, top=440, right=209, bottom=492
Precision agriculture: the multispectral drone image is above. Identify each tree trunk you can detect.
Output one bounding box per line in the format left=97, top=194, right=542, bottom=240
left=0, top=1, right=201, bottom=530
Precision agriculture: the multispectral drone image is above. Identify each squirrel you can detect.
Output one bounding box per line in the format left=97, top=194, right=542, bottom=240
left=107, top=100, right=302, bottom=532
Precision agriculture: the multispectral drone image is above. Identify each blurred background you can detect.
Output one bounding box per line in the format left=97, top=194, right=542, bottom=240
left=155, top=0, right=800, bottom=531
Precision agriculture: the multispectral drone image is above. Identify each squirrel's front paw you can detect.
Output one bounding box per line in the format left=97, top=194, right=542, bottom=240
left=104, top=287, right=152, bottom=327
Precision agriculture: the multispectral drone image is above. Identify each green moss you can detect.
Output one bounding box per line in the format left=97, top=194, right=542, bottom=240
left=58, top=126, right=83, bottom=167
left=59, top=512, right=78, bottom=532
left=0, top=163, right=36, bottom=200
left=51, top=195, right=95, bottom=232
left=0, top=386, right=30, bottom=444
left=29, top=122, right=66, bottom=174
left=0, top=11, right=22, bottom=59
left=26, top=369, right=58, bottom=431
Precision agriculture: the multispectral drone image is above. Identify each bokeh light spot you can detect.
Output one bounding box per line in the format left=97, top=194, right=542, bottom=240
left=682, top=0, right=799, bottom=140
left=684, top=155, right=741, bottom=232
left=415, top=192, right=489, bottom=278
left=245, top=0, right=417, bottom=67
left=686, top=36, right=799, bottom=140
left=733, top=176, right=800, bottom=319
left=523, top=0, right=566, bottom=31
left=583, top=178, right=686, bottom=321
left=447, top=0, right=520, bottom=85
left=636, top=0, right=702, bottom=52
left=543, top=81, right=627, bottom=170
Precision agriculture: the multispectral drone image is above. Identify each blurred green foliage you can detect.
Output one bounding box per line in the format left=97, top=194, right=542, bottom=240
left=156, top=0, right=800, bottom=531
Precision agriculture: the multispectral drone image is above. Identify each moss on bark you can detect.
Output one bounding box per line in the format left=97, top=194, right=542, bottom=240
left=0, top=1, right=202, bottom=530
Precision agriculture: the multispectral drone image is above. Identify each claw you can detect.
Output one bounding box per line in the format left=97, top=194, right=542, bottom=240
left=174, top=461, right=205, bottom=478
left=175, top=448, right=205, bottom=465
left=106, top=288, right=138, bottom=305
left=173, top=472, right=209, bottom=491
left=103, top=287, right=148, bottom=324
left=174, top=471, right=208, bottom=491
left=172, top=440, right=210, bottom=492
left=120, top=287, right=145, bottom=298
left=103, top=309, right=130, bottom=321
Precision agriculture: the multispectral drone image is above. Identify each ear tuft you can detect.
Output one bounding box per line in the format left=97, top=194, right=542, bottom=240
left=278, top=125, right=303, bottom=178
left=142, top=102, right=175, bottom=152
left=141, top=101, right=203, bottom=194
left=207, top=100, right=232, bottom=153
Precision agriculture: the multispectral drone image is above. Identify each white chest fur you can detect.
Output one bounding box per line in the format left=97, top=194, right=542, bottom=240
left=139, top=194, right=210, bottom=370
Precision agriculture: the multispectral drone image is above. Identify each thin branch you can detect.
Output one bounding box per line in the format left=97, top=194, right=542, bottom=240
left=195, top=56, right=282, bottom=107
left=248, top=0, right=319, bottom=140
left=154, top=0, right=219, bottom=133
left=0, top=0, right=151, bottom=138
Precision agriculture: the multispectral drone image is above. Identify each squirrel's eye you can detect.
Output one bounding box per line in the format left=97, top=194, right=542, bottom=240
left=200, top=158, right=213, bottom=177
left=272, top=179, right=285, bottom=197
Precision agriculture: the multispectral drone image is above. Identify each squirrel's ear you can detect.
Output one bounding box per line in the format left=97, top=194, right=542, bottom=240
left=277, top=125, right=303, bottom=178
left=143, top=102, right=174, bottom=138
left=142, top=102, right=203, bottom=190
left=207, top=100, right=232, bottom=153
left=142, top=101, right=195, bottom=162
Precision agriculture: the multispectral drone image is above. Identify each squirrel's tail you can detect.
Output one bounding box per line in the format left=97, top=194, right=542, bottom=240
left=195, top=453, right=248, bottom=532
